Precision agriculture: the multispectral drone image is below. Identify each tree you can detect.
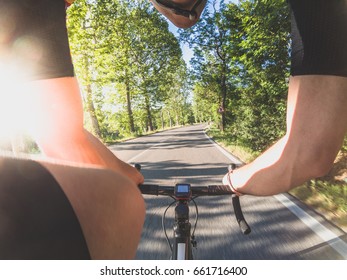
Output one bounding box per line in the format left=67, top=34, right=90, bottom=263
left=67, top=0, right=102, bottom=138
left=185, top=0, right=290, bottom=151
left=95, top=0, right=187, bottom=133
left=67, top=0, right=188, bottom=138
left=228, top=0, right=290, bottom=150
left=179, top=0, right=236, bottom=131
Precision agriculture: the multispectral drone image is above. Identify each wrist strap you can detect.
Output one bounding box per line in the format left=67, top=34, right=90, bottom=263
left=227, top=170, right=243, bottom=196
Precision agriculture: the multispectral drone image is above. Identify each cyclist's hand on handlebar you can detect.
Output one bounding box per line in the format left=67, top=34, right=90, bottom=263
left=118, top=162, right=144, bottom=185
left=132, top=163, right=144, bottom=185
left=133, top=166, right=144, bottom=185
left=222, top=172, right=233, bottom=191
left=222, top=170, right=243, bottom=196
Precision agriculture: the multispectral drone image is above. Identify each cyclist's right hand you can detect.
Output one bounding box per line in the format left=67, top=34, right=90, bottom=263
left=117, top=161, right=144, bottom=185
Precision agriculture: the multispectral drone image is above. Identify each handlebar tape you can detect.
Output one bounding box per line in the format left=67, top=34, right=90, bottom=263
left=232, top=195, right=251, bottom=235
left=138, top=184, right=159, bottom=196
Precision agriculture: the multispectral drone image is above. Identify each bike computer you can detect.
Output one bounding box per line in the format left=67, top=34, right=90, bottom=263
left=174, top=184, right=191, bottom=199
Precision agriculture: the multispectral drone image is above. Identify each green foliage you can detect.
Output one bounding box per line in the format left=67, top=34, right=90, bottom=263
left=229, top=0, right=290, bottom=151
left=179, top=0, right=236, bottom=131
left=66, top=0, right=191, bottom=140
left=207, top=125, right=258, bottom=163
left=184, top=0, right=290, bottom=152
left=342, top=135, right=347, bottom=153
left=312, top=181, right=347, bottom=212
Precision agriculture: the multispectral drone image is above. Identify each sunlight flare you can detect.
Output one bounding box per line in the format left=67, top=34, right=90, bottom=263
left=0, top=61, right=38, bottom=145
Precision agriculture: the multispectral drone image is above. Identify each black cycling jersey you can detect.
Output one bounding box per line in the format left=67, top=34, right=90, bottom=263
left=0, top=156, right=90, bottom=260
left=0, top=0, right=74, bottom=80
left=289, top=0, right=347, bottom=77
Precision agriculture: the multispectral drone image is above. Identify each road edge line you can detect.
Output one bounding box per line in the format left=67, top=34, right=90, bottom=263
left=275, top=193, right=347, bottom=259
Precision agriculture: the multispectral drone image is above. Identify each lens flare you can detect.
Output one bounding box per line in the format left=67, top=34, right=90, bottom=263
left=0, top=7, right=45, bottom=153
left=0, top=61, right=38, bottom=153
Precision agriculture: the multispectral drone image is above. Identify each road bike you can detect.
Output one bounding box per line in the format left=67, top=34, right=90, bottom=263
left=135, top=164, right=251, bottom=260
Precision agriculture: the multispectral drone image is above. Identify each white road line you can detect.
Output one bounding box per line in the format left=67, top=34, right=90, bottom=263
left=203, top=130, right=243, bottom=164
left=275, top=193, right=347, bottom=259
left=203, top=128, right=347, bottom=259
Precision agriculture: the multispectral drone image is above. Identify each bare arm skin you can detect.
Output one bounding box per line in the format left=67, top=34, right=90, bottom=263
left=41, top=160, right=146, bottom=259
left=224, top=75, right=347, bottom=196
left=22, top=77, right=144, bottom=186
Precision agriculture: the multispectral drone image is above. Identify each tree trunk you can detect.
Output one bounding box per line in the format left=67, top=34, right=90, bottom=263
left=176, top=111, right=179, bottom=126
left=125, top=76, right=135, bottom=133
left=85, top=83, right=102, bottom=138
left=82, top=52, right=101, bottom=138
left=168, top=111, right=173, bottom=127
left=145, top=96, right=153, bottom=131
left=161, top=110, right=164, bottom=129
left=220, top=64, right=227, bottom=132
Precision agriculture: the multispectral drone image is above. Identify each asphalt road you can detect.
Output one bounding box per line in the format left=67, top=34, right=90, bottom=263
left=109, top=124, right=347, bottom=260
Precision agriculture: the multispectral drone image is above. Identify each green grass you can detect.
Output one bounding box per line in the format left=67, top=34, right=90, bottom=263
left=290, top=181, right=347, bottom=231
left=207, top=127, right=259, bottom=163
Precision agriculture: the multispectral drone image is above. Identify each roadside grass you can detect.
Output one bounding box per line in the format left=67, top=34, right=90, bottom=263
left=206, top=126, right=347, bottom=232
left=290, top=181, right=347, bottom=231
left=206, top=127, right=260, bottom=163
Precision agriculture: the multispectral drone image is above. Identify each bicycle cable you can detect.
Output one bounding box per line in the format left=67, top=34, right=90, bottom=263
left=191, top=197, right=199, bottom=248
left=162, top=198, right=176, bottom=255
left=162, top=197, right=200, bottom=255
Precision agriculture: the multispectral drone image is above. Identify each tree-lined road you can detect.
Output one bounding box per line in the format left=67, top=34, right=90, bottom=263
left=110, top=125, right=347, bottom=260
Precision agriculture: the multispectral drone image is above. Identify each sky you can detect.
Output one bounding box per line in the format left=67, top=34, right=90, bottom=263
left=167, top=0, right=239, bottom=66
left=166, top=20, right=191, bottom=65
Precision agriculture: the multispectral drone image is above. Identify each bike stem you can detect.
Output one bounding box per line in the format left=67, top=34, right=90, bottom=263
left=172, top=200, right=192, bottom=260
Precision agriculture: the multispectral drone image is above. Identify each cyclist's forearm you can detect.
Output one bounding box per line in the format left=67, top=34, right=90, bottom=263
left=230, top=76, right=347, bottom=196
left=230, top=136, right=299, bottom=196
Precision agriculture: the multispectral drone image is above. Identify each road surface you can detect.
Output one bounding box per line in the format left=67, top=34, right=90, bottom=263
left=109, top=124, right=347, bottom=260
